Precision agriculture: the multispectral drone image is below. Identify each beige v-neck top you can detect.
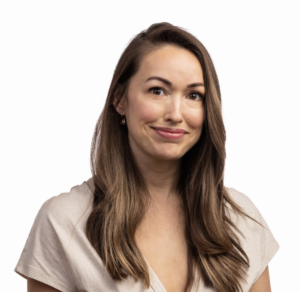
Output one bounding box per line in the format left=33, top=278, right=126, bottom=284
left=14, top=178, right=279, bottom=292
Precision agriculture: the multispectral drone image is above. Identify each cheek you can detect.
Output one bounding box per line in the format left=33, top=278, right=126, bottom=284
left=127, top=97, right=163, bottom=123
left=185, top=108, right=205, bottom=131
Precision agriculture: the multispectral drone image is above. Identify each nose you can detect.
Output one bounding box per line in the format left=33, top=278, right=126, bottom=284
left=163, top=94, right=183, bottom=124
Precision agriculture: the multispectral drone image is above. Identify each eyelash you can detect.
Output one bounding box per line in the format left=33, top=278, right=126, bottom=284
left=149, top=87, right=204, bottom=101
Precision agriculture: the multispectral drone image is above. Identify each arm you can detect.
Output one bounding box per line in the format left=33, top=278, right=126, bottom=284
left=249, top=266, right=272, bottom=292
left=28, top=278, right=61, bottom=292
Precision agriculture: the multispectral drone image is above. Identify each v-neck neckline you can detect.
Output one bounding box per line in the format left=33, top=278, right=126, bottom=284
left=143, top=257, right=203, bottom=292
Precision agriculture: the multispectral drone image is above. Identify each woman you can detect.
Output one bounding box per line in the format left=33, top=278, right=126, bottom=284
left=15, top=22, right=279, bottom=292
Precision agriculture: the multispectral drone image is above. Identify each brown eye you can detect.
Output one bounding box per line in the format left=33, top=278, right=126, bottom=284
left=188, top=92, right=202, bottom=101
left=150, top=87, right=164, bottom=95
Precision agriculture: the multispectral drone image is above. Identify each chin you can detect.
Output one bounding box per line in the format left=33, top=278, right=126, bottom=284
left=151, top=148, right=185, bottom=161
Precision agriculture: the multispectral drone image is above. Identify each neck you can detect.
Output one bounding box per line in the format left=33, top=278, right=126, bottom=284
left=131, top=146, right=181, bottom=201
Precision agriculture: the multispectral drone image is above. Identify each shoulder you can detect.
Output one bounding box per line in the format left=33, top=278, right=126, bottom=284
left=225, top=186, right=279, bottom=255
left=37, top=177, right=94, bottom=230
left=224, top=186, right=268, bottom=237
left=14, top=178, right=94, bottom=292
left=226, top=187, right=260, bottom=219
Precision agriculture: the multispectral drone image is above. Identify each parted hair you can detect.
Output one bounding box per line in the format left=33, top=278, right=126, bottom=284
left=86, top=22, right=264, bottom=292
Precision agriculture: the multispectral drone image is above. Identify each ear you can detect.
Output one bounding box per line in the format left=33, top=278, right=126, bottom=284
left=113, top=84, right=127, bottom=115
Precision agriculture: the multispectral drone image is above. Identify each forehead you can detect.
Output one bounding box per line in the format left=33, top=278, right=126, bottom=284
left=136, top=45, right=204, bottom=83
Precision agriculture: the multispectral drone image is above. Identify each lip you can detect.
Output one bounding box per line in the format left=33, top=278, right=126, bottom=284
left=151, top=127, right=188, bottom=133
left=151, top=127, right=188, bottom=140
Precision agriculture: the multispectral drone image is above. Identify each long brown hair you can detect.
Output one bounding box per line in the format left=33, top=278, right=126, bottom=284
left=86, top=22, right=264, bottom=292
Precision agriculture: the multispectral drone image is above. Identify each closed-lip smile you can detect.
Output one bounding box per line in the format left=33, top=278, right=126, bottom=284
left=150, top=126, right=188, bottom=140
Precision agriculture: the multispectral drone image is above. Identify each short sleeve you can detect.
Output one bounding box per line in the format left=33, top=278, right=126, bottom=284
left=227, top=188, right=280, bottom=287
left=14, top=197, right=78, bottom=292
left=251, top=203, right=280, bottom=282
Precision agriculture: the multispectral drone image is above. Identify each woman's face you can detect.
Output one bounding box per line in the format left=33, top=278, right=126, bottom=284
left=118, top=45, right=205, bottom=161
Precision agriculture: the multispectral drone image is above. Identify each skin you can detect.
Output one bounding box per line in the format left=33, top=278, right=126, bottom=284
left=27, top=45, right=272, bottom=291
left=249, top=266, right=272, bottom=292
left=27, top=278, right=60, bottom=291
left=116, top=45, right=206, bottom=200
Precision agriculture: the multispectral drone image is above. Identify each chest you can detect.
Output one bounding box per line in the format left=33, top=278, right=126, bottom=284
left=135, top=198, right=192, bottom=292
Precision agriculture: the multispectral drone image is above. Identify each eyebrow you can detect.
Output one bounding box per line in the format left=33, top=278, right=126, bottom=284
left=145, top=76, right=205, bottom=88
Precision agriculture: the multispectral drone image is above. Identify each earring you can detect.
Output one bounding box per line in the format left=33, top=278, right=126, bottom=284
left=120, top=115, right=126, bottom=125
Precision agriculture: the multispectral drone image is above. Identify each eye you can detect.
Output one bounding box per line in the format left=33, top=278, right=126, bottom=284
left=149, top=87, right=165, bottom=96
left=187, top=92, right=203, bottom=101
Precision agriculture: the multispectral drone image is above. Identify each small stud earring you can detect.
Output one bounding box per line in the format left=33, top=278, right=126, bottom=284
left=120, top=115, right=126, bottom=125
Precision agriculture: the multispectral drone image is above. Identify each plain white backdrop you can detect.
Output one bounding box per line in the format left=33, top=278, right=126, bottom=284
left=1, top=0, right=299, bottom=291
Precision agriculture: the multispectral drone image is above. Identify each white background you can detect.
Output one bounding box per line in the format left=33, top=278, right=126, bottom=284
left=1, top=0, right=299, bottom=291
